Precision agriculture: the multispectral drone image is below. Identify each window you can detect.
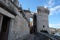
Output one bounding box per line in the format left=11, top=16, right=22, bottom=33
left=43, top=25, right=45, bottom=28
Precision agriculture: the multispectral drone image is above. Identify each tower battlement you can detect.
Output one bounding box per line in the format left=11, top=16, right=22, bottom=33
left=37, top=6, right=49, bottom=14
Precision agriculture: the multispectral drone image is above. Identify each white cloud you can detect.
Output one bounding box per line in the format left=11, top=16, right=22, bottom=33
left=44, top=0, right=54, bottom=8
left=44, top=0, right=60, bottom=28
left=49, top=23, right=60, bottom=28
left=49, top=6, right=60, bottom=15
left=50, top=6, right=60, bottom=11
left=48, top=0, right=54, bottom=8
left=44, top=0, right=60, bottom=15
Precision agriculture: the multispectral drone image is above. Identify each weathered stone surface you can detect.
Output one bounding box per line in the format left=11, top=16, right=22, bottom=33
left=8, top=14, right=30, bottom=40
left=0, top=0, right=52, bottom=40
left=0, top=7, right=15, bottom=18
left=36, top=7, right=50, bottom=33
left=0, top=2, right=30, bottom=40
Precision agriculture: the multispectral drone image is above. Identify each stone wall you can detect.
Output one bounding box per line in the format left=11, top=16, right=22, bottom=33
left=0, top=0, right=30, bottom=40
left=7, top=1, right=30, bottom=39
left=8, top=14, right=30, bottom=40
left=37, top=13, right=49, bottom=31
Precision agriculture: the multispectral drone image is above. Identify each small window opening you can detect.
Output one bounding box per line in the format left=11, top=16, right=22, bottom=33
left=43, top=25, right=45, bottom=28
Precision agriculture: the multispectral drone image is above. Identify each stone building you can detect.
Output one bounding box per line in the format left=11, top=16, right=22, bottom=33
left=35, top=6, right=50, bottom=33
left=0, top=0, right=30, bottom=40
left=49, top=28, right=60, bottom=34
left=0, top=0, right=51, bottom=40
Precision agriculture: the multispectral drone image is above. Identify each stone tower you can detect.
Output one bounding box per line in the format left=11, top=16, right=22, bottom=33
left=36, top=6, right=50, bottom=33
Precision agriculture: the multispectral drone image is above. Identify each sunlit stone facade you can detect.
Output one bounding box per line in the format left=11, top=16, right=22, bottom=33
left=36, top=6, right=50, bottom=33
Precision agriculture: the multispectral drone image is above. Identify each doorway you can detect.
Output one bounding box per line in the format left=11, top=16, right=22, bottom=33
left=33, top=14, right=37, bottom=33
left=0, top=16, right=10, bottom=40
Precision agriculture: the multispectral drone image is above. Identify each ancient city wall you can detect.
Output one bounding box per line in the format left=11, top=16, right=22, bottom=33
left=8, top=14, right=30, bottom=40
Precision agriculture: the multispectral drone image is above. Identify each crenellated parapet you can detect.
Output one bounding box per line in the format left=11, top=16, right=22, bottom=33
left=37, top=6, right=49, bottom=14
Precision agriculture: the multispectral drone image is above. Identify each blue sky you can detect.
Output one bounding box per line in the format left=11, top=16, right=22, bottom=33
left=18, top=0, right=60, bottom=28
